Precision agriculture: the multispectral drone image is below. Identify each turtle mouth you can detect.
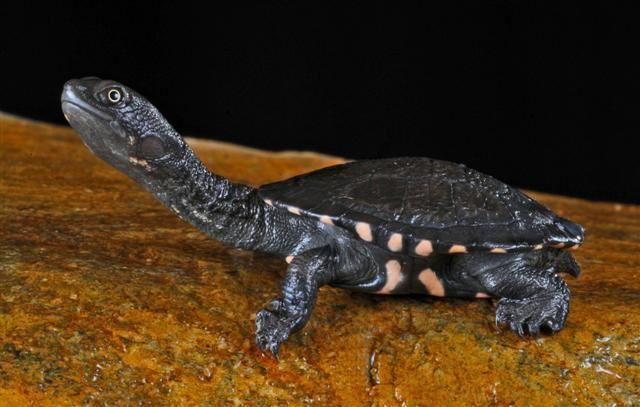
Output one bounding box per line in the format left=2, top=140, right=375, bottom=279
left=61, top=99, right=112, bottom=122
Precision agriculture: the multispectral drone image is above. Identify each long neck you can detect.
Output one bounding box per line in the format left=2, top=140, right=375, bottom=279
left=140, top=147, right=268, bottom=250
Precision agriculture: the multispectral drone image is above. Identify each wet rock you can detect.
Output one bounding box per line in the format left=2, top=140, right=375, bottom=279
left=1, top=113, right=639, bottom=405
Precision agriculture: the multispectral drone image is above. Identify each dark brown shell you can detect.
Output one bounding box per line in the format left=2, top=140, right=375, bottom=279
left=258, top=157, right=584, bottom=255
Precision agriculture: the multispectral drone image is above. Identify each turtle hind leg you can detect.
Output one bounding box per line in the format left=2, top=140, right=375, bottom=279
left=255, top=246, right=336, bottom=357
left=494, top=274, right=569, bottom=336
left=450, top=251, right=575, bottom=336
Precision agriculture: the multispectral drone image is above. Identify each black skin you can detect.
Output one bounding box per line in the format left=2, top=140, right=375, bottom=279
left=61, top=77, right=582, bottom=357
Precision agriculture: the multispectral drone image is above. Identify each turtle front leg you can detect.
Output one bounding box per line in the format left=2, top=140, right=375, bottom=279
left=255, top=246, right=336, bottom=357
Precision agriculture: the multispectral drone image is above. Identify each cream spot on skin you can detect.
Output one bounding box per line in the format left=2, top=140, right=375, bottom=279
left=319, top=215, right=334, bottom=225
left=490, top=248, right=507, bottom=254
left=415, top=240, right=433, bottom=256
left=355, top=222, right=373, bottom=242
left=285, top=255, right=294, bottom=264
left=569, top=244, right=580, bottom=251
left=475, top=292, right=491, bottom=298
left=287, top=206, right=301, bottom=215
left=264, top=199, right=273, bottom=206
left=418, top=268, right=445, bottom=297
left=192, top=211, right=212, bottom=223
left=376, top=260, right=403, bottom=294
left=387, top=233, right=403, bottom=252
left=552, top=242, right=565, bottom=249
left=534, top=244, right=544, bottom=250
left=128, top=157, right=151, bottom=171
left=448, top=244, right=468, bottom=254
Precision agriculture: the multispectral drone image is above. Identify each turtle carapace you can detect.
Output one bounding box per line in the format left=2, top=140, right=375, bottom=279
left=61, top=77, right=584, bottom=357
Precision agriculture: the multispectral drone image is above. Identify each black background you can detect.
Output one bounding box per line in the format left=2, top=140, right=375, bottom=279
left=2, top=2, right=639, bottom=203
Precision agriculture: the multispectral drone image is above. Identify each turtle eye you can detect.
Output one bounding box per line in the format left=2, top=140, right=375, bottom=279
left=107, top=88, right=122, bottom=104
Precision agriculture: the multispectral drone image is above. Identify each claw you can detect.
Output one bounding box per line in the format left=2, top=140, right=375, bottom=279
left=544, top=319, right=561, bottom=333
left=268, top=342, right=280, bottom=359
left=510, top=321, right=525, bottom=337
left=256, top=334, right=280, bottom=358
left=526, top=322, right=541, bottom=337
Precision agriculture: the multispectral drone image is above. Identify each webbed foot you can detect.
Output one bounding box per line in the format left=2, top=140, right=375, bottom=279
left=495, top=276, right=570, bottom=336
left=255, top=299, right=303, bottom=357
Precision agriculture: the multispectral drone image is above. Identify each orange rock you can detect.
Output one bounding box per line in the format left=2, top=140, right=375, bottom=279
left=1, top=113, right=639, bottom=405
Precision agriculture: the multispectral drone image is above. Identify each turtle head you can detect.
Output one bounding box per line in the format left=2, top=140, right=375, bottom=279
left=61, top=78, right=256, bottom=246
left=61, top=77, right=187, bottom=179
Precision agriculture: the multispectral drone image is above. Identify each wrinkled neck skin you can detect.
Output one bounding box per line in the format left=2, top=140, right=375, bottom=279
left=130, top=146, right=322, bottom=256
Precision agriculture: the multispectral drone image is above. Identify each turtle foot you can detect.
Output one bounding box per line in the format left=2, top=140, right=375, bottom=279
left=255, top=299, right=303, bottom=357
left=496, top=277, right=570, bottom=337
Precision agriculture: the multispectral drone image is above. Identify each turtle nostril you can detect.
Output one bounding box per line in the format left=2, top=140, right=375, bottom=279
left=63, top=80, right=89, bottom=94
left=64, top=79, right=80, bottom=88
left=68, top=77, right=103, bottom=92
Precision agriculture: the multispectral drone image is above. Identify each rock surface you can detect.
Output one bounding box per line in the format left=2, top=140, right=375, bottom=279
left=1, top=113, right=639, bottom=405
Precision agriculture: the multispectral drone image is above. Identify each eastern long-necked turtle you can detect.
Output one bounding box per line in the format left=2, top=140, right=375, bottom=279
left=61, top=77, right=584, bottom=357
